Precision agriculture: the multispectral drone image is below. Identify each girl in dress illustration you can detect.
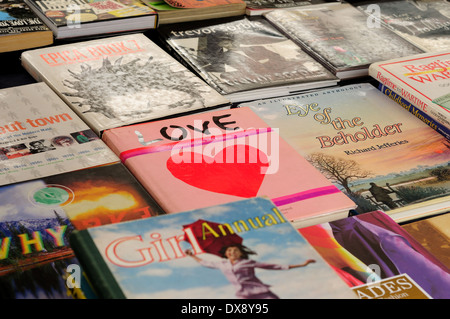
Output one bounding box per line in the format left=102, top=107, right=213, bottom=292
left=185, top=243, right=315, bottom=299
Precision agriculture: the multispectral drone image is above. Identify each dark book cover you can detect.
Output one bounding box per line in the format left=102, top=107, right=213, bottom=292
left=357, top=0, right=450, bottom=52
left=158, top=16, right=339, bottom=103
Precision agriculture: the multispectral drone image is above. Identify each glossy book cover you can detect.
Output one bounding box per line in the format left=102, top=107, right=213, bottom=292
left=0, top=162, right=163, bottom=298
left=102, top=107, right=356, bottom=227
left=159, top=16, right=338, bottom=102
left=0, top=82, right=118, bottom=186
left=70, top=197, right=357, bottom=299
left=299, top=210, right=450, bottom=299
left=240, top=83, right=450, bottom=221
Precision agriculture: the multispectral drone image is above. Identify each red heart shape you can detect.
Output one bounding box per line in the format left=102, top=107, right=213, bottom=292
left=167, top=144, right=269, bottom=198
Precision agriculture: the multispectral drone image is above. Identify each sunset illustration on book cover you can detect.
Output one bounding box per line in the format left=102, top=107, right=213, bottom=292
left=70, top=197, right=357, bottom=299
left=20, top=33, right=230, bottom=135
left=241, top=83, right=450, bottom=222
left=102, top=106, right=356, bottom=228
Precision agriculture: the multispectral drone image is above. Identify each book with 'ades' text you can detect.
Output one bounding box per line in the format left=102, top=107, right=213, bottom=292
left=299, top=210, right=450, bottom=299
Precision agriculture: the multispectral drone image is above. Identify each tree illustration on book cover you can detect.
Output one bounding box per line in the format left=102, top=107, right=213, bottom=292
left=242, top=83, right=450, bottom=217
left=79, top=198, right=356, bottom=298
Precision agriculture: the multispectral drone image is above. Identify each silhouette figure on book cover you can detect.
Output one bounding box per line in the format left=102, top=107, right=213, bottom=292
left=368, top=182, right=398, bottom=209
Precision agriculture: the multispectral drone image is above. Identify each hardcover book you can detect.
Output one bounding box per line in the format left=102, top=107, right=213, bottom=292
left=378, top=83, right=450, bottom=140
left=243, top=0, right=312, bottom=16
left=239, top=83, right=450, bottom=223
left=142, top=0, right=246, bottom=24
left=0, top=82, right=118, bottom=186
left=70, top=197, right=357, bottom=299
left=56, top=162, right=165, bottom=230
left=23, top=0, right=158, bottom=39
left=369, top=51, right=450, bottom=132
left=158, top=16, right=339, bottom=103
left=299, top=210, right=450, bottom=299
left=101, top=106, right=356, bottom=228
left=0, top=162, right=163, bottom=299
left=357, top=0, right=450, bottom=53
left=401, top=212, right=450, bottom=269
left=0, top=0, right=53, bottom=53
left=263, top=2, right=424, bottom=79
left=21, top=33, right=230, bottom=136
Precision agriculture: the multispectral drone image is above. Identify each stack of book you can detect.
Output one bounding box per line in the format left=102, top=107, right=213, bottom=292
left=0, top=0, right=449, bottom=302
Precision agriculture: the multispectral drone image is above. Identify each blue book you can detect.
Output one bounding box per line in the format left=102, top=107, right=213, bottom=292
left=70, top=197, right=356, bottom=299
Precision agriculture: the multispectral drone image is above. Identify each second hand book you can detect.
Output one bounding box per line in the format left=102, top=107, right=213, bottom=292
left=20, top=33, right=231, bottom=136
left=0, top=82, right=119, bottom=186
left=158, top=15, right=339, bottom=103
left=369, top=51, right=450, bottom=132
left=102, top=106, right=356, bottom=228
left=0, top=161, right=163, bottom=299
left=69, top=197, right=357, bottom=299
left=239, top=83, right=450, bottom=223
left=0, top=0, right=53, bottom=53
left=298, top=210, right=450, bottom=299
left=142, top=0, right=246, bottom=25
left=263, top=2, right=424, bottom=79
left=23, top=0, right=158, bottom=39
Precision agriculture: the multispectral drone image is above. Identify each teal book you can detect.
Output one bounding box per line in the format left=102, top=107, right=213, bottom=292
left=70, top=197, right=356, bottom=299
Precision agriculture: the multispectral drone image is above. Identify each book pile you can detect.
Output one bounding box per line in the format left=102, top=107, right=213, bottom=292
left=0, top=0, right=449, bottom=303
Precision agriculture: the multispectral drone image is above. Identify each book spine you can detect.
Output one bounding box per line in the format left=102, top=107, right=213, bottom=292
left=377, top=83, right=450, bottom=140
left=70, top=230, right=126, bottom=299
left=368, top=63, right=450, bottom=130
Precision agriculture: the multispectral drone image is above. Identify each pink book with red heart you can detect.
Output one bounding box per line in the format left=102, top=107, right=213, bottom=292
left=101, top=107, right=356, bottom=227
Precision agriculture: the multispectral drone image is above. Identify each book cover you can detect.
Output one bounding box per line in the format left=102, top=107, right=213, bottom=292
left=263, top=3, right=424, bottom=79
left=102, top=106, right=356, bottom=228
left=299, top=210, right=450, bottom=299
left=158, top=16, right=339, bottom=103
left=0, top=0, right=53, bottom=53
left=23, top=0, right=158, bottom=39
left=70, top=197, right=357, bottom=299
left=0, top=82, right=119, bottom=186
left=51, top=162, right=165, bottom=230
left=357, top=0, right=450, bottom=53
left=369, top=51, right=450, bottom=132
left=21, top=33, right=230, bottom=136
left=143, top=0, right=246, bottom=24
left=0, top=178, right=80, bottom=298
left=401, top=212, right=450, bottom=269
left=0, top=161, right=164, bottom=298
left=239, top=83, right=450, bottom=222
left=378, top=83, right=450, bottom=140
left=243, top=0, right=312, bottom=16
